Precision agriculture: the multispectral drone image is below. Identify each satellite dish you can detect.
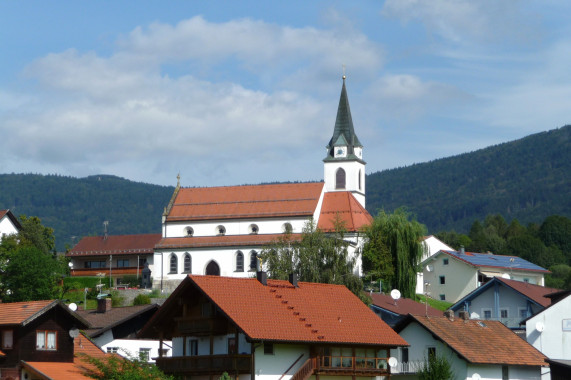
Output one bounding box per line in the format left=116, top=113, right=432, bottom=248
left=388, top=357, right=398, bottom=368
left=472, top=373, right=481, bottom=380
left=470, top=312, right=480, bottom=319
left=536, top=322, right=545, bottom=332
left=69, top=328, right=79, bottom=339
left=68, top=303, right=78, bottom=311
left=390, top=289, right=401, bottom=300
left=502, top=273, right=511, bottom=279
left=426, top=265, right=434, bottom=272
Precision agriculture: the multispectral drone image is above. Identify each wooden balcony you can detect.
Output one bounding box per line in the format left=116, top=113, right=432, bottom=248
left=314, top=355, right=390, bottom=376
left=70, top=267, right=142, bottom=277
left=175, top=316, right=228, bottom=335
left=156, top=354, right=251, bottom=375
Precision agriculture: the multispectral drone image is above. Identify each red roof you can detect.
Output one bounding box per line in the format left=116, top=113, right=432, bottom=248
left=143, top=275, right=408, bottom=347
left=156, top=233, right=302, bottom=249
left=317, top=192, right=372, bottom=232
left=67, top=233, right=162, bottom=257
left=166, top=182, right=324, bottom=221
left=496, top=277, right=559, bottom=307
left=403, top=315, right=547, bottom=367
left=0, top=300, right=56, bottom=325
left=370, top=293, right=443, bottom=317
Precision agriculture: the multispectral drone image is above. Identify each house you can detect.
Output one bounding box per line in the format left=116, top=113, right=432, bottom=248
left=20, top=331, right=108, bottom=380
left=390, top=312, right=547, bottom=379
left=369, top=293, right=442, bottom=327
left=0, top=210, right=21, bottom=243
left=0, top=300, right=90, bottom=380
left=422, top=249, right=549, bottom=303
left=75, top=298, right=171, bottom=363
left=139, top=273, right=408, bottom=379
left=152, top=77, right=372, bottom=292
left=66, top=233, right=162, bottom=287
left=449, top=277, right=559, bottom=330
left=416, top=236, right=454, bottom=294
left=525, top=291, right=571, bottom=380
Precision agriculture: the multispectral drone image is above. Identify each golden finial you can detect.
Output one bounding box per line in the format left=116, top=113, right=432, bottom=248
left=342, top=64, right=346, bottom=80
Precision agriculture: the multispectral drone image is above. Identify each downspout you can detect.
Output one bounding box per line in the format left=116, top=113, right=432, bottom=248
left=494, top=282, right=500, bottom=319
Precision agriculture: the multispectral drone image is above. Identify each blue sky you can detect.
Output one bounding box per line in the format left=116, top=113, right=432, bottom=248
left=1, top=1, right=570, bottom=188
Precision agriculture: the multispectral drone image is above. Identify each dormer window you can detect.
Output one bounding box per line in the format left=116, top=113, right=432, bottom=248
left=216, top=225, right=226, bottom=236
left=249, top=224, right=259, bottom=235
left=185, top=227, right=194, bottom=237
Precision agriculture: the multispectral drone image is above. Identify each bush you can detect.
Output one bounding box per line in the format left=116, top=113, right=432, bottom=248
left=418, top=353, right=454, bottom=380
left=63, top=276, right=102, bottom=290
left=133, top=294, right=151, bottom=305
left=119, top=275, right=139, bottom=288
left=110, top=290, right=125, bottom=307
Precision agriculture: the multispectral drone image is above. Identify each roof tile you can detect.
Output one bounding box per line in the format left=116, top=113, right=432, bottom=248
left=317, top=192, right=372, bottom=232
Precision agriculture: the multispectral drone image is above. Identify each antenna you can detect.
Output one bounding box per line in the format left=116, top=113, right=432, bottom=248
left=103, top=221, right=109, bottom=240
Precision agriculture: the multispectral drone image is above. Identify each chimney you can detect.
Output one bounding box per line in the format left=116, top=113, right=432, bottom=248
left=289, top=273, right=298, bottom=287
left=459, top=310, right=470, bottom=320
left=97, top=298, right=112, bottom=313
left=257, top=271, right=267, bottom=286
left=444, top=309, right=454, bottom=321
left=459, top=246, right=465, bottom=255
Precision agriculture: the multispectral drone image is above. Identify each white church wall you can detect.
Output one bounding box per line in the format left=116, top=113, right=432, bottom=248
left=323, top=160, right=365, bottom=207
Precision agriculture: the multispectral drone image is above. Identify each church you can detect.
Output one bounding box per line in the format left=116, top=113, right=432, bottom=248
left=152, top=77, right=373, bottom=291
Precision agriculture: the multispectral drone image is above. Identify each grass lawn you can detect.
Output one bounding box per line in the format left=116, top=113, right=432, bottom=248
left=415, top=294, right=453, bottom=311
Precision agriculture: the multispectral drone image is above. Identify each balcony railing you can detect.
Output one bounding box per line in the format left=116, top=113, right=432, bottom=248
left=315, top=355, right=390, bottom=375
left=390, top=360, right=427, bottom=374
left=156, top=354, right=251, bottom=375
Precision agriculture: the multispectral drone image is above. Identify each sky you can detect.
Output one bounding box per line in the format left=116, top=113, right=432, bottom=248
left=1, top=1, right=570, bottom=188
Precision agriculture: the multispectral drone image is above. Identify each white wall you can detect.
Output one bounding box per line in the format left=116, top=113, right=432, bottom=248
left=172, top=333, right=251, bottom=357
left=253, top=343, right=310, bottom=380
left=323, top=160, right=366, bottom=208
left=423, top=253, right=478, bottom=303
left=417, top=237, right=454, bottom=294
left=100, top=338, right=172, bottom=363
left=0, top=214, right=19, bottom=242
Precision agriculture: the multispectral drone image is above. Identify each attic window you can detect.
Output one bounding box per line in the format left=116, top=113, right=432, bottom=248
left=216, top=225, right=226, bottom=236
left=443, top=258, right=449, bottom=265
left=36, top=331, right=57, bottom=350
left=185, top=227, right=194, bottom=237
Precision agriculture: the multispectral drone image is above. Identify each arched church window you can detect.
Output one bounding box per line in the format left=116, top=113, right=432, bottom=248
left=236, top=251, right=244, bottom=272
left=250, top=251, right=258, bottom=271
left=336, top=168, right=346, bottom=189
left=205, top=261, right=220, bottom=276
left=169, top=254, right=178, bottom=274
left=358, top=170, right=362, bottom=190
left=183, top=253, right=191, bottom=273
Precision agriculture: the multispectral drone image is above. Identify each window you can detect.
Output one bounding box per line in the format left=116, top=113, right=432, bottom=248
left=228, top=337, right=236, bottom=354
left=264, top=342, right=274, bottom=355
left=439, top=276, right=446, bottom=285
left=36, top=331, right=56, bottom=350
left=335, top=168, right=346, bottom=189
left=443, top=258, right=449, bottom=265
left=427, top=346, right=436, bottom=358
left=249, top=224, right=259, bottom=234
left=439, top=294, right=446, bottom=301
left=236, top=251, right=244, bottom=272
left=483, top=309, right=492, bottom=320
left=189, top=339, right=198, bottom=356
left=84, top=260, right=106, bottom=269
left=358, top=170, right=362, bottom=190
left=500, top=309, right=509, bottom=319
left=107, top=347, right=119, bottom=353
left=169, top=254, right=178, bottom=274
left=183, top=253, right=191, bottom=273
left=282, top=223, right=293, bottom=234
left=523, top=278, right=530, bottom=283
left=139, top=348, right=151, bottom=362
left=250, top=251, right=258, bottom=271
left=401, top=347, right=409, bottom=363
left=185, top=226, right=194, bottom=237
left=2, top=330, right=13, bottom=349
left=216, top=225, right=226, bottom=236
left=117, top=259, right=129, bottom=268
left=138, top=257, right=147, bottom=266
left=502, top=366, right=509, bottom=380
left=519, top=308, right=529, bottom=319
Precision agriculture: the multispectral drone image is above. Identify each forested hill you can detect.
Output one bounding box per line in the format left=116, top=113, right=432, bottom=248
left=0, top=174, right=174, bottom=251
left=366, top=125, right=571, bottom=233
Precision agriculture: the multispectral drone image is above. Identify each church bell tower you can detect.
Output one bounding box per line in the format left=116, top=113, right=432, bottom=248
left=323, top=75, right=366, bottom=207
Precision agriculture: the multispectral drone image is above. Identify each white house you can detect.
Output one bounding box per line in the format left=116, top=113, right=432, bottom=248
left=152, top=77, right=373, bottom=292
left=525, top=291, right=571, bottom=380
left=139, top=273, right=408, bottom=379
left=422, top=249, right=550, bottom=303
left=0, top=209, right=21, bottom=242
left=391, top=312, right=547, bottom=380
left=416, top=236, right=454, bottom=294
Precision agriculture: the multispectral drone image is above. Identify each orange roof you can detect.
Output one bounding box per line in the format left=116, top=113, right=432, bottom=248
left=21, top=333, right=107, bottom=380
left=402, top=315, right=547, bottom=367
left=67, top=233, right=162, bottom=257
left=166, top=182, right=324, bottom=221
left=144, top=275, right=407, bottom=347
left=0, top=300, right=56, bottom=325
left=317, top=192, right=372, bottom=232
left=156, top=233, right=302, bottom=249
left=370, top=293, right=443, bottom=317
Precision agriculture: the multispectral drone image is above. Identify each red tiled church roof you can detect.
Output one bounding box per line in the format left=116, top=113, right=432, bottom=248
left=317, top=192, right=372, bottom=232
left=370, top=293, right=442, bottom=317
left=156, top=233, right=302, bottom=249
left=144, top=275, right=407, bottom=347
left=67, top=233, right=162, bottom=257
left=404, top=315, right=547, bottom=367
left=166, top=182, right=324, bottom=221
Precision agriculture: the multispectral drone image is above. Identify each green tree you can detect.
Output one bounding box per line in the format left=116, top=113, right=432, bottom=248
left=435, top=231, right=471, bottom=251
left=540, top=215, right=571, bottom=263
left=18, top=215, right=56, bottom=254
left=545, top=264, right=571, bottom=289
left=261, top=218, right=363, bottom=299
left=362, top=208, right=426, bottom=299
left=80, top=353, right=174, bottom=380
left=418, top=353, right=454, bottom=380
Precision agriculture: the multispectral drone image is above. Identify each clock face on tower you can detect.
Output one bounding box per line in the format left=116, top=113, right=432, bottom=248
left=335, top=147, right=347, bottom=157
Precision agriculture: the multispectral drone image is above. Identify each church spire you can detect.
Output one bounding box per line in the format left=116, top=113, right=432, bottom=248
left=324, top=75, right=363, bottom=162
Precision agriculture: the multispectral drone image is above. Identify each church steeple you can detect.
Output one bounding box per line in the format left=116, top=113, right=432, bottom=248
left=323, top=75, right=366, bottom=207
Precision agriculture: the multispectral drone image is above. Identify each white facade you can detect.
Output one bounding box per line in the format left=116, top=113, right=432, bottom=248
left=416, top=236, right=454, bottom=294
left=101, top=338, right=173, bottom=363
left=526, top=294, right=571, bottom=380
left=323, top=159, right=365, bottom=208
left=0, top=211, right=19, bottom=242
